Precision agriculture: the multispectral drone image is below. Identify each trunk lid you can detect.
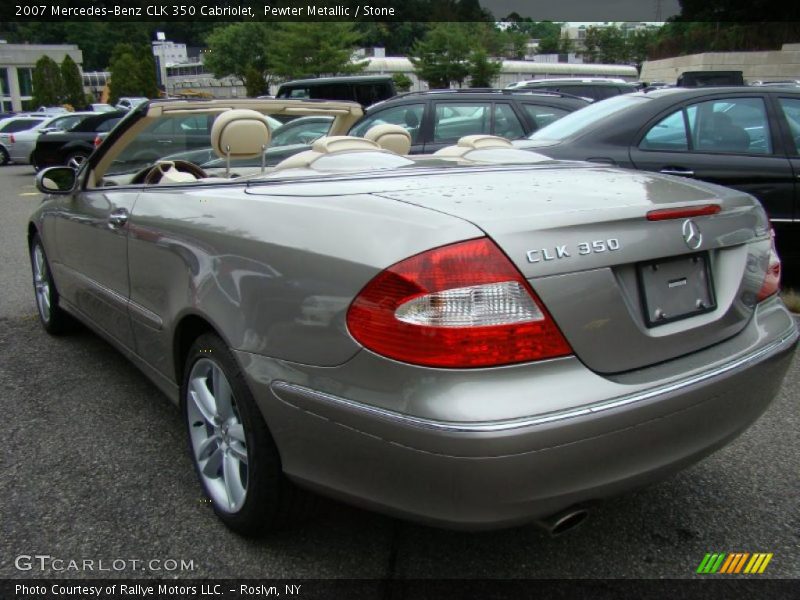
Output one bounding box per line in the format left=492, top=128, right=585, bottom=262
left=369, top=165, right=772, bottom=373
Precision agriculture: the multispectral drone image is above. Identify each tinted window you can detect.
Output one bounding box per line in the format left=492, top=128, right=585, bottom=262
left=530, top=95, right=649, bottom=142
left=354, top=83, right=392, bottom=107
left=310, top=84, right=353, bottom=101
left=640, top=110, right=689, bottom=151
left=283, top=88, right=309, bottom=99
left=521, top=104, right=568, bottom=131
left=96, top=118, right=121, bottom=133
left=493, top=104, right=525, bottom=139
left=50, top=115, right=87, bottom=131
left=433, top=102, right=491, bottom=142
left=74, top=115, right=121, bottom=132
left=350, top=104, right=424, bottom=143
left=777, top=98, right=800, bottom=155
left=687, top=98, right=771, bottom=154
left=0, top=118, right=44, bottom=133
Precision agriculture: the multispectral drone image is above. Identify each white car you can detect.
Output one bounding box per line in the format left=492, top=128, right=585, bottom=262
left=0, top=112, right=94, bottom=168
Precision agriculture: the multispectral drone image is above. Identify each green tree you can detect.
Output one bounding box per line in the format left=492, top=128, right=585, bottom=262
left=580, top=26, right=602, bottom=63
left=204, top=22, right=273, bottom=86
left=537, top=33, right=561, bottom=54
left=467, top=50, right=502, bottom=88
left=628, top=29, right=656, bottom=66
left=502, top=29, right=529, bottom=59
left=410, top=23, right=471, bottom=88
left=597, top=26, right=629, bottom=63
left=392, top=72, right=413, bottom=93
left=32, top=56, right=63, bottom=108
left=244, top=66, right=267, bottom=97
left=60, top=56, right=84, bottom=108
left=108, top=44, right=158, bottom=103
left=269, top=22, right=366, bottom=79
left=559, top=32, right=573, bottom=55
left=357, top=22, right=430, bottom=56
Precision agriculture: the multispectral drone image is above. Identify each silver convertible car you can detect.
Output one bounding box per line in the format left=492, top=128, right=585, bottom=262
left=28, top=99, right=798, bottom=535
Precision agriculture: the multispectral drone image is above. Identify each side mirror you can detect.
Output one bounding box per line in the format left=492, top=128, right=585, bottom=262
left=36, top=167, right=77, bottom=194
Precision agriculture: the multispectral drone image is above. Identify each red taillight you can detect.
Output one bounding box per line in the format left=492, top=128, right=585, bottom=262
left=346, top=238, right=572, bottom=368
left=646, top=204, right=721, bottom=221
left=93, top=135, right=102, bottom=148
left=757, top=230, right=781, bottom=301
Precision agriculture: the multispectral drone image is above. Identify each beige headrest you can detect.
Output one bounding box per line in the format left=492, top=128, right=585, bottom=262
left=211, top=109, right=271, bottom=159
left=274, top=136, right=383, bottom=171
left=363, top=124, right=412, bottom=155
left=433, top=134, right=514, bottom=157
left=311, top=136, right=380, bottom=153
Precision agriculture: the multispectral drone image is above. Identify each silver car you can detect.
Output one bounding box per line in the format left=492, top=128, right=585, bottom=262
left=2, top=112, right=95, bottom=167
left=28, top=99, right=798, bottom=536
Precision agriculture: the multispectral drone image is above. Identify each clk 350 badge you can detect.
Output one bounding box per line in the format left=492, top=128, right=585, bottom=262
left=526, top=238, right=621, bottom=263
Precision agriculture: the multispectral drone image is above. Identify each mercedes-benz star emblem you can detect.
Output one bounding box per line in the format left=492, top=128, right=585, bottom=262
left=682, top=219, right=702, bottom=250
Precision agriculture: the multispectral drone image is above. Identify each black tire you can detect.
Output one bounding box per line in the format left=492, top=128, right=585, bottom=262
left=0, top=146, right=9, bottom=166
left=181, top=333, right=312, bottom=536
left=29, top=233, right=74, bottom=335
left=65, top=151, right=88, bottom=170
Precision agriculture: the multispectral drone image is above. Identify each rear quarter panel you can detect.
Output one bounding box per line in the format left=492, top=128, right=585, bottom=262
left=126, top=183, right=481, bottom=380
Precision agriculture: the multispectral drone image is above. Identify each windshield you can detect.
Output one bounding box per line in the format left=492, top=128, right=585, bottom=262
left=528, top=95, right=649, bottom=142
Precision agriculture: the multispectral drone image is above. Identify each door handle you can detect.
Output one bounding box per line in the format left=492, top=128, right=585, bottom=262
left=108, top=208, right=129, bottom=229
left=660, top=168, right=695, bottom=177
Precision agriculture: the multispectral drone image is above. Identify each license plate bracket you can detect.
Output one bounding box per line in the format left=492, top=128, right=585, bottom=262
left=637, top=252, right=716, bottom=328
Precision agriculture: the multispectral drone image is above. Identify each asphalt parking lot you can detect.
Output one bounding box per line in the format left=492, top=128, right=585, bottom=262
left=0, top=163, right=798, bottom=580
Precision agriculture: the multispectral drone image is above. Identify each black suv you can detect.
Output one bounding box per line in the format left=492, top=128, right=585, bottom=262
left=276, top=75, right=396, bottom=107
left=348, top=89, right=589, bottom=154
left=510, top=79, right=638, bottom=102
left=32, top=111, right=127, bottom=170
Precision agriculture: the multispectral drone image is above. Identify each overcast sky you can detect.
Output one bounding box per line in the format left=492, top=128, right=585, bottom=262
left=481, top=0, right=682, bottom=22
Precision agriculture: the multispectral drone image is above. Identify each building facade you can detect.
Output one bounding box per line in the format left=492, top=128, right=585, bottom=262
left=0, top=42, right=83, bottom=112
left=640, top=43, right=800, bottom=84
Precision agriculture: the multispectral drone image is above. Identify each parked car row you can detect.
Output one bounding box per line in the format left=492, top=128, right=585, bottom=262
left=9, top=83, right=800, bottom=254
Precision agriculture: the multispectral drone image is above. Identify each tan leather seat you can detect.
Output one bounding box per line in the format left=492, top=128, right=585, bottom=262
left=363, top=124, right=412, bottom=155
left=433, top=134, right=513, bottom=157
left=273, top=136, right=381, bottom=171
left=210, top=109, right=272, bottom=160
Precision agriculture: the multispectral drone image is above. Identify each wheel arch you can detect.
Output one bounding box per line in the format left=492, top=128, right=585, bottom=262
left=27, top=221, right=38, bottom=247
left=172, top=312, right=223, bottom=386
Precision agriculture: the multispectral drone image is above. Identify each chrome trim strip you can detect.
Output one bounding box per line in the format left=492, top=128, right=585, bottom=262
left=272, top=327, right=798, bottom=433
left=128, top=300, right=163, bottom=330
left=64, top=266, right=163, bottom=330
left=769, top=218, right=796, bottom=223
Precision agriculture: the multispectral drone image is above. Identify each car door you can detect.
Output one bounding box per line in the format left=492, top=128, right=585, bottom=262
left=52, top=184, right=138, bottom=348
left=629, top=94, right=795, bottom=222
left=774, top=95, right=800, bottom=222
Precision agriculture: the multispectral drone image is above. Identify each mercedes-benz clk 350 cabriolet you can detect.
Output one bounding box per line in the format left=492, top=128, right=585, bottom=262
left=28, top=99, right=798, bottom=536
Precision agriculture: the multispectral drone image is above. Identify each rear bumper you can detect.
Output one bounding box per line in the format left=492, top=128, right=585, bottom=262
left=238, top=299, right=798, bottom=529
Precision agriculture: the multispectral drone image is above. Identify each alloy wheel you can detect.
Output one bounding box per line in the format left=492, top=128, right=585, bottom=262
left=67, top=154, right=87, bottom=169
left=32, top=243, right=52, bottom=323
left=186, top=358, right=249, bottom=513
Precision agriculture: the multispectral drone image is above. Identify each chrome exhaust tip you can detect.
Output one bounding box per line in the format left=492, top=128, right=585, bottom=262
left=536, top=507, right=590, bottom=536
